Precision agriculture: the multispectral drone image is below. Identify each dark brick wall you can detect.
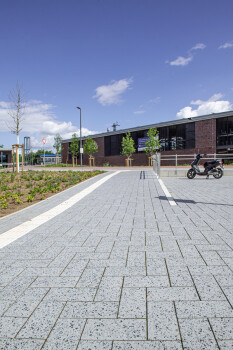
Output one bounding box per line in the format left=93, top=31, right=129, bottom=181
left=195, top=119, right=216, bottom=154
left=61, top=119, right=217, bottom=166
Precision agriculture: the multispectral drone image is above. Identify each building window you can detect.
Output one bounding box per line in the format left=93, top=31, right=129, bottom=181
left=158, top=122, right=195, bottom=151
left=216, top=116, right=233, bottom=147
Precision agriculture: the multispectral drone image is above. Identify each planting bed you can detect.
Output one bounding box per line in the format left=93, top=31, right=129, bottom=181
left=0, top=170, right=104, bottom=218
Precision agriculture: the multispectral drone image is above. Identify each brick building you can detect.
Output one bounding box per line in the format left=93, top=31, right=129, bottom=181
left=61, top=111, right=233, bottom=166
left=0, top=148, right=12, bottom=167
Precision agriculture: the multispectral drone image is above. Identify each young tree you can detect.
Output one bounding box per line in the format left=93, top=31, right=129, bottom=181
left=83, top=137, right=98, bottom=158
left=145, top=128, right=161, bottom=156
left=53, top=134, right=63, bottom=164
left=69, top=133, right=79, bottom=166
left=121, top=132, right=135, bottom=162
left=8, top=82, right=25, bottom=172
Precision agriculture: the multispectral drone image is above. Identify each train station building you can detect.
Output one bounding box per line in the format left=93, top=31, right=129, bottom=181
left=61, top=110, right=233, bottom=166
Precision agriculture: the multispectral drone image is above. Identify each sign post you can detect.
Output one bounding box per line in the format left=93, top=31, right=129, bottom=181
left=42, top=139, right=46, bottom=167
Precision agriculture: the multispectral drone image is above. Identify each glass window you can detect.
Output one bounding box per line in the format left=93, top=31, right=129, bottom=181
left=228, top=116, right=233, bottom=145
left=217, top=117, right=228, bottom=146
left=176, top=124, right=186, bottom=149
left=169, top=125, right=177, bottom=150
left=158, top=127, right=169, bottom=151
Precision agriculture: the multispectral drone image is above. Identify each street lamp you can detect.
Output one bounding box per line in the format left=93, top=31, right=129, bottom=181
left=76, top=107, right=82, bottom=166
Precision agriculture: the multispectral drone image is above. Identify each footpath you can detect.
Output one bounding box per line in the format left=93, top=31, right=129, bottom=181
left=0, top=170, right=232, bottom=349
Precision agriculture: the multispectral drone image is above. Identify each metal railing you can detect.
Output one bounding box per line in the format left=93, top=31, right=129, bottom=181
left=153, top=153, right=233, bottom=177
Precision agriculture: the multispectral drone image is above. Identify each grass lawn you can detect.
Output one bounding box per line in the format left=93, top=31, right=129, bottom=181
left=0, top=170, right=104, bottom=218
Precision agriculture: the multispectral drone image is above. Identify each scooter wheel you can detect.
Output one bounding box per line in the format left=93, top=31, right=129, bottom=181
left=213, top=168, right=223, bottom=179
left=187, top=169, right=196, bottom=179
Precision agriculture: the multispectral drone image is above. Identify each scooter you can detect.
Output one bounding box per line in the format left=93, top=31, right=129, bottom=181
left=187, top=154, right=224, bottom=179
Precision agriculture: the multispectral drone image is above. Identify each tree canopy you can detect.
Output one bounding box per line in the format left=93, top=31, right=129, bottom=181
left=121, top=132, right=135, bottom=159
left=53, top=134, right=62, bottom=154
left=69, top=133, right=79, bottom=157
left=144, top=128, right=161, bottom=156
left=83, top=136, right=98, bottom=158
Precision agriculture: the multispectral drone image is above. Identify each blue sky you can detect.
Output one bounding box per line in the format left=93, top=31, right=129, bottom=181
left=1, top=0, right=233, bottom=149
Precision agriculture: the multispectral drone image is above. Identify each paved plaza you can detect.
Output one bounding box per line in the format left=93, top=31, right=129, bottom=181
left=0, top=170, right=232, bottom=349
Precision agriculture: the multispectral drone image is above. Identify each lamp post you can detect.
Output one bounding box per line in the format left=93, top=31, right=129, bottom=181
left=76, top=107, right=82, bottom=166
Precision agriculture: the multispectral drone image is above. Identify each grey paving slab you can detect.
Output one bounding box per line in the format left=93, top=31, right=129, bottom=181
left=17, top=300, right=65, bottom=339
left=77, top=340, right=112, bottom=349
left=82, top=319, right=147, bottom=340
left=0, top=338, right=44, bottom=349
left=42, top=318, right=85, bottom=350
left=0, top=171, right=232, bottom=348
left=113, top=341, right=183, bottom=349
left=118, top=287, right=146, bottom=318
left=147, top=302, right=180, bottom=341
left=179, top=318, right=219, bottom=349
left=218, top=340, right=233, bottom=349
left=61, top=301, right=118, bottom=318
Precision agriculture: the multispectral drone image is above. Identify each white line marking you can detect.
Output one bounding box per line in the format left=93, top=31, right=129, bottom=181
left=0, top=171, right=121, bottom=249
left=157, top=177, right=177, bottom=206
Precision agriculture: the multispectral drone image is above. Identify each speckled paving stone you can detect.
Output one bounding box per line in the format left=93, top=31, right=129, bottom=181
left=147, top=287, right=199, bottom=301
left=94, top=276, right=123, bottom=301
left=179, top=318, right=219, bottom=350
left=218, top=340, right=233, bottom=349
left=118, top=288, right=146, bottom=318
left=77, top=340, right=112, bottom=349
left=148, top=302, right=180, bottom=341
left=112, top=341, right=183, bottom=349
left=175, top=300, right=233, bottom=318
left=0, top=317, right=27, bottom=337
left=17, top=300, right=65, bottom=339
left=61, top=301, right=118, bottom=319
left=82, top=319, right=146, bottom=340
left=209, top=318, right=233, bottom=340
left=44, top=287, right=96, bottom=302
left=42, top=318, right=85, bottom=350
left=124, top=276, right=169, bottom=288
left=0, top=338, right=44, bottom=350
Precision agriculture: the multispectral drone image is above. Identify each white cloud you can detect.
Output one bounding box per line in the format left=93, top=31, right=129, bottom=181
left=168, top=43, right=206, bottom=66
left=176, top=94, right=232, bottom=119
left=169, top=56, right=193, bottom=66
left=93, top=78, right=133, bottom=105
left=191, top=43, right=206, bottom=50
left=134, top=110, right=146, bottom=115
left=0, top=100, right=99, bottom=150
left=219, top=42, right=233, bottom=49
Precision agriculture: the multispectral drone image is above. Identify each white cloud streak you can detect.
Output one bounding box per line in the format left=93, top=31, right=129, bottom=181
left=219, top=42, right=233, bottom=49
left=169, top=56, right=193, bottom=66
left=176, top=94, right=232, bottom=119
left=190, top=43, right=206, bottom=50
left=168, top=43, right=206, bottom=66
left=0, top=100, right=99, bottom=150
left=93, top=78, right=133, bottom=105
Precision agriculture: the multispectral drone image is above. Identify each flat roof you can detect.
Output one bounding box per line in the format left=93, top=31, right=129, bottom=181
left=62, top=110, right=233, bottom=143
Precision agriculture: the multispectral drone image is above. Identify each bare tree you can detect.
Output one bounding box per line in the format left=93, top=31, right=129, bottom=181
left=8, top=82, right=25, bottom=142
left=8, top=82, right=26, bottom=171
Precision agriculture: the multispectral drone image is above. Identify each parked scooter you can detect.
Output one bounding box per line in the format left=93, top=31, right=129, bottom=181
left=187, top=154, right=224, bottom=179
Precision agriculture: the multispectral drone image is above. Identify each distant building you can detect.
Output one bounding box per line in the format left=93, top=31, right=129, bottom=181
left=61, top=111, right=233, bottom=166
left=0, top=148, right=12, bottom=167
left=35, top=154, right=61, bottom=165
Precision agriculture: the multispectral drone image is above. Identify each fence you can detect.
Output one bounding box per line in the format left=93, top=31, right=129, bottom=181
left=153, top=153, right=233, bottom=177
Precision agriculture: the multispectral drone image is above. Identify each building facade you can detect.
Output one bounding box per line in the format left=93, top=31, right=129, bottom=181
left=61, top=111, right=233, bottom=166
left=0, top=148, right=12, bottom=167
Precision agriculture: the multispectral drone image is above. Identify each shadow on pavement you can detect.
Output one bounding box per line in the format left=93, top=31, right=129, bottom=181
left=157, top=195, right=233, bottom=207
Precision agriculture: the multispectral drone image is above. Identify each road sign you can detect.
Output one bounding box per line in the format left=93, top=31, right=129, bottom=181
left=42, top=139, right=46, bottom=144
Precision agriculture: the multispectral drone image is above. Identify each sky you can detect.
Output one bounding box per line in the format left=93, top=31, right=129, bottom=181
left=0, top=0, right=233, bottom=150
